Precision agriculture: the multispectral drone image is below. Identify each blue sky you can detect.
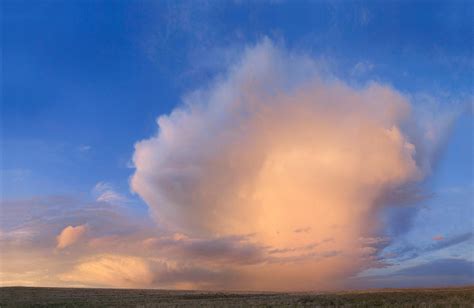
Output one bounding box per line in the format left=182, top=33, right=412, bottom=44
left=1, top=0, right=473, bottom=290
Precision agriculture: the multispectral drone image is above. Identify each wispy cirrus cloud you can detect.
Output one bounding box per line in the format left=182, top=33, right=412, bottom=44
left=354, top=258, right=474, bottom=289
left=93, top=182, right=128, bottom=204
left=385, top=232, right=474, bottom=262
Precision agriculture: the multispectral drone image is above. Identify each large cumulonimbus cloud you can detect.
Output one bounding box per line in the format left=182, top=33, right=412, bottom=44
left=130, top=39, right=450, bottom=290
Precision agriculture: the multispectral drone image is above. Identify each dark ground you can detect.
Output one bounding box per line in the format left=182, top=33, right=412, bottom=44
left=0, top=286, right=473, bottom=307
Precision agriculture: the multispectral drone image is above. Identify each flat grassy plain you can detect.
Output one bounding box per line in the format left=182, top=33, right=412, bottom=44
left=0, top=286, right=473, bottom=307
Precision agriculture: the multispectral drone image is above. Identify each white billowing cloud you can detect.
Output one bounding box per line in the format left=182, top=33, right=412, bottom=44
left=130, top=39, right=449, bottom=290
left=56, top=225, right=87, bottom=249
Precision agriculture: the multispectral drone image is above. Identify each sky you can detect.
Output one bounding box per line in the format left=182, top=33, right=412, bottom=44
left=1, top=0, right=473, bottom=291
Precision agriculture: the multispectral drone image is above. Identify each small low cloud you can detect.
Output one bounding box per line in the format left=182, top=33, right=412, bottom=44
left=57, top=225, right=87, bottom=250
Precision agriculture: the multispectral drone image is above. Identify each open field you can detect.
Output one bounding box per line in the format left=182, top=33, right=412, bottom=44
left=0, top=286, right=473, bottom=307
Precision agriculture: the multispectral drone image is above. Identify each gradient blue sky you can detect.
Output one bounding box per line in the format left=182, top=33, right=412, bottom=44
left=1, top=0, right=473, bottom=289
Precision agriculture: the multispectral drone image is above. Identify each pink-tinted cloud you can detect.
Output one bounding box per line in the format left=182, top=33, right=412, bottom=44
left=0, top=39, right=461, bottom=291
left=56, top=225, right=87, bottom=250
left=59, top=254, right=155, bottom=288
left=129, top=39, right=449, bottom=290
